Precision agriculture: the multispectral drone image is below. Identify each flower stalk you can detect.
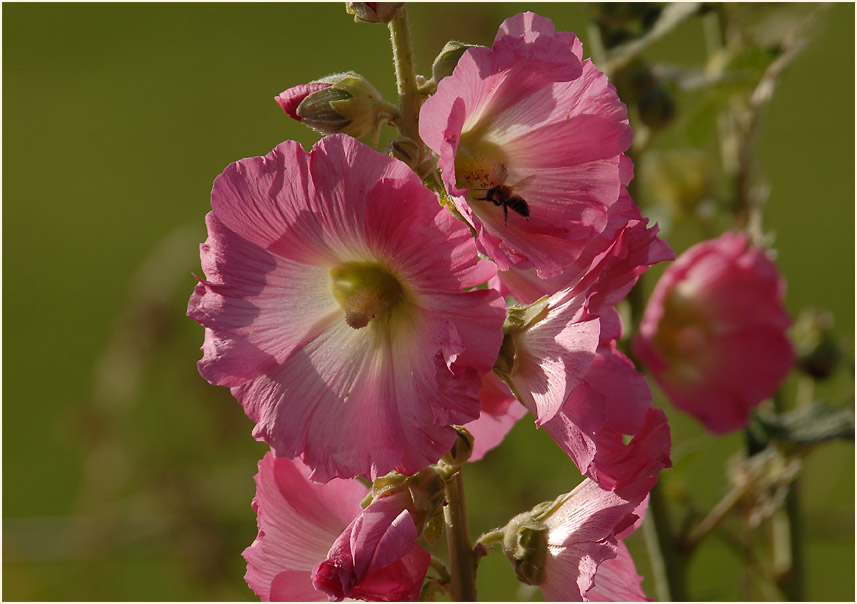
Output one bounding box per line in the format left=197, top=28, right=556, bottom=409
left=388, top=7, right=425, bottom=160
left=443, top=468, right=477, bottom=601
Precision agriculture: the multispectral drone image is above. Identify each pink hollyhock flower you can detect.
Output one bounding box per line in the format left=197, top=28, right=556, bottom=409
left=505, top=476, right=654, bottom=601
left=633, top=232, right=794, bottom=433
left=490, top=176, right=673, bottom=306
left=490, top=207, right=672, bottom=489
left=188, top=134, right=505, bottom=481
left=243, top=452, right=367, bottom=601
left=542, top=346, right=672, bottom=491
left=419, top=12, right=632, bottom=279
left=244, top=453, right=429, bottom=602
left=312, top=490, right=431, bottom=601
left=587, top=498, right=651, bottom=602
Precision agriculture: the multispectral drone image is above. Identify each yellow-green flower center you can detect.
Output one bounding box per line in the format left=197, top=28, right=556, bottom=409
left=653, top=287, right=712, bottom=379
left=330, top=262, right=404, bottom=329
left=454, top=136, right=509, bottom=196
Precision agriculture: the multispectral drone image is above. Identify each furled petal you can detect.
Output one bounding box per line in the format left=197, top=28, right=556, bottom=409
left=242, top=453, right=366, bottom=602
left=312, top=491, right=431, bottom=602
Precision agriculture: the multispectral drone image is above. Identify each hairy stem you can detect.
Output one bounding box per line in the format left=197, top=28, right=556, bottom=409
left=443, top=469, right=477, bottom=601
left=388, top=7, right=425, bottom=155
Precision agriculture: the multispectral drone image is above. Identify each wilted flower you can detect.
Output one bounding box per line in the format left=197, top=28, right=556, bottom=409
left=420, top=12, right=632, bottom=279
left=634, top=232, right=794, bottom=433
left=188, top=134, right=505, bottom=481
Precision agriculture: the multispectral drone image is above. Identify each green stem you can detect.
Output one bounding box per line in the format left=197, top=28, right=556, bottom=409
left=443, top=468, right=477, bottom=601
left=387, top=7, right=425, bottom=153
left=646, top=481, right=688, bottom=601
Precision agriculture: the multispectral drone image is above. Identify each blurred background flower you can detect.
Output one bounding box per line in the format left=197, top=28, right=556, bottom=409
left=3, top=3, right=853, bottom=600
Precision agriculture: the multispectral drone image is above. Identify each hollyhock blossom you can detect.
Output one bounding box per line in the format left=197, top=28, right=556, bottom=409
left=244, top=453, right=429, bottom=602
left=586, top=498, right=651, bottom=602
left=491, top=195, right=672, bottom=489
left=504, top=476, right=654, bottom=601
left=419, top=12, right=632, bottom=279
left=243, top=453, right=366, bottom=601
left=490, top=161, right=673, bottom=305
left=312, top=490, right=431, bottom=601
left=188, top=134, right=506, bottom=481
left=633, top=232, right=794, bottom=433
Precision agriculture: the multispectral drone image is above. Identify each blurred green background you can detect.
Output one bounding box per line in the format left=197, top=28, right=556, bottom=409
left=3, top=3, right=853, bottom=601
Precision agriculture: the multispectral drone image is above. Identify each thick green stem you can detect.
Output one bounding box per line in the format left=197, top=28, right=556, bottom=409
left=387, top=8, right=424, bottom=152
left=443, top=469, right=477, bottom=601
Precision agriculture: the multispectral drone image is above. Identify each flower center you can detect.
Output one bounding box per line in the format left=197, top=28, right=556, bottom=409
left=454, top=136, right=509, bottom=194
left=653, top=288, right=712, bottom=365
left=330, top=262, right=404, bottom=329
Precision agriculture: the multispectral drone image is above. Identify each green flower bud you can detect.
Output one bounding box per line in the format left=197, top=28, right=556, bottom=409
left=346, top=2, right=404, bottom=24
left=638, top=85, right=676, bottom=131
left=642, top=150, right=713, bottom=216
left=431, top=40, right=479, bottom=83
left=277, top=71, right=398, bottom=141
left=791, top=308, right=842, bottom=380
left=501, top=511, right=550, bottom=585
left=440, top=426, right=475, bottom=468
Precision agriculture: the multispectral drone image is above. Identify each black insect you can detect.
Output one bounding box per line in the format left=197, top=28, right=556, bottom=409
left=476, top=185, right=530, bottom=225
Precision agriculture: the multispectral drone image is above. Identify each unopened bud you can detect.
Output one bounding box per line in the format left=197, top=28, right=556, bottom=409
left=431, top=40, right=479, bottom=83
left=441, top=426, right=475, bottom=467
left=346, top=2, right=403, bottom=24
left=643, top=150, right=712, bottom=216
left=388, top=136, right=422, bottom=167
left=638, top=85, right=676, bottom=131
left=791, top=308, right=841, bottom=380
left=501, top=511, right=550, bottom=586
left=275, top=71, right=398, bottom=140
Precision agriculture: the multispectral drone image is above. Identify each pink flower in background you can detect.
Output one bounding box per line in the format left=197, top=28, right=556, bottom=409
left=312, top=490, right=430, bottom=601
left=634, top=232, right=794, bottom=433
left=419, top=12, right=632, bottom=279
left=188, top=134, right=505, bottom=481
left=243, top=453, right=367, bottom=601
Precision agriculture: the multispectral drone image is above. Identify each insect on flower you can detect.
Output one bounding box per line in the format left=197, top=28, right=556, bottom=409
left=475, top=184, right=530, bottom=226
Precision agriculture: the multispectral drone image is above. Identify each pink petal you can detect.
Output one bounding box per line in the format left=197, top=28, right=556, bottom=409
left=242, top=453, right=366, bottom=601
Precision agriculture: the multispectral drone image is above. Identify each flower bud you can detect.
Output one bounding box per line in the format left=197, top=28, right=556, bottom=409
left=791, top=308, right=842, bottom=380
left=275, top=72, right=398, bottom=140
left=346, top=2, right=403, bottom=24
left=440, top=425, right=475, bottom=467
left=431, top=40, right=479, bottom=83
left=642, top=149, right=712, bottom=216
left=638, top=85, right=675, bottom=131
left=501, top=505, right=553, bottom=585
